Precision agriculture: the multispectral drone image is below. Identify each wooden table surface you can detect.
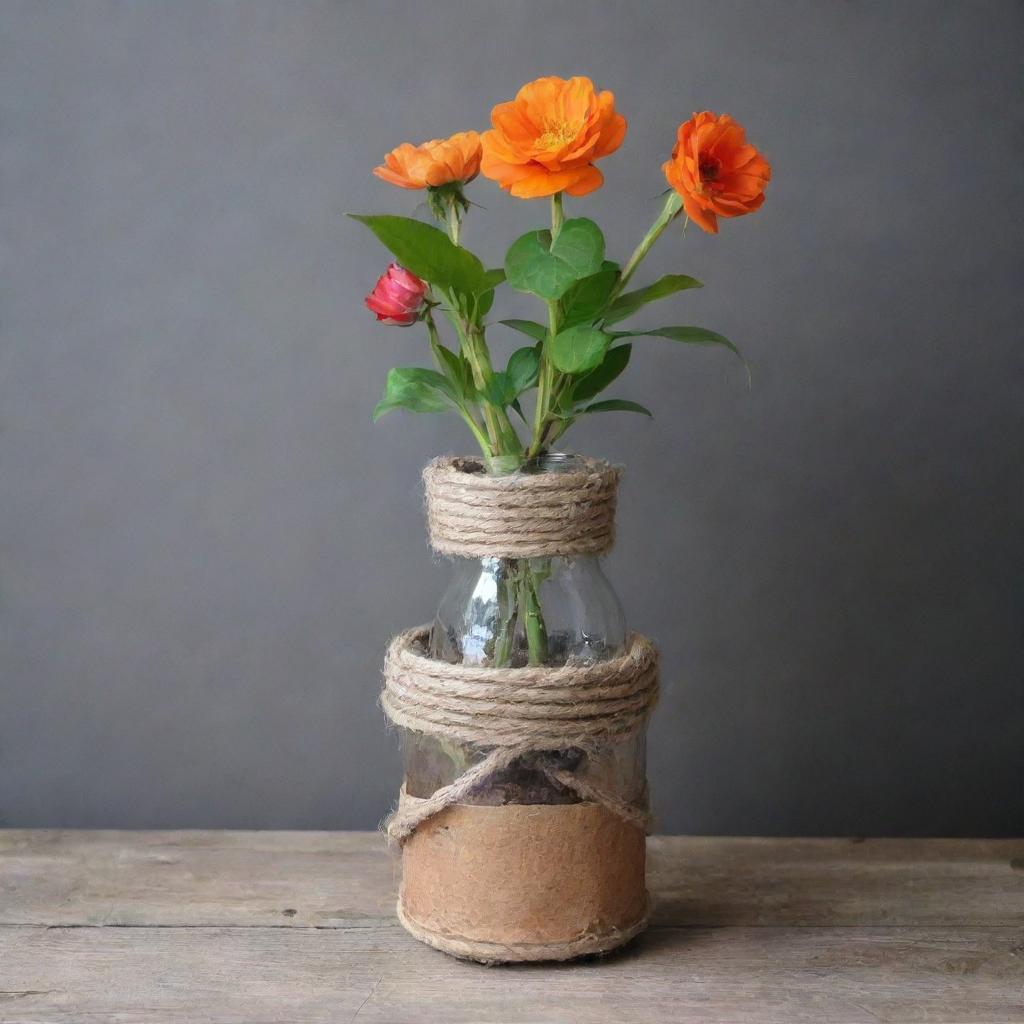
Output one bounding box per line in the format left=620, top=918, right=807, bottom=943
left=1, top=832, right=1022, bottom=1023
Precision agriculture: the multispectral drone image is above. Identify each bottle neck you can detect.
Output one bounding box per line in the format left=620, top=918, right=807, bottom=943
left=484, top=451, right=584, bottom=477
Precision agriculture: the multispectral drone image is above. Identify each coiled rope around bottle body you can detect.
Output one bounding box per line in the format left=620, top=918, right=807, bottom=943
left=382, top=626, right=659, bottom=842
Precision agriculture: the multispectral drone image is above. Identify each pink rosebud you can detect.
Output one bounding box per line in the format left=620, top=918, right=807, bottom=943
left=364, top=263, right=427, bottom=326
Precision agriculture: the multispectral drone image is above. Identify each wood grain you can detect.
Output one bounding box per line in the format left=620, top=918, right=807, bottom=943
left=2, top=831, right=1021, bottom=928
left=1, top=926, right=1021, bottom=1023
left=1, top=831, right=1022, bottom=1023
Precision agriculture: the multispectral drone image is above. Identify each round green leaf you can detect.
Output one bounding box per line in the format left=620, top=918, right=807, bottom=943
left=549, top=325, right=611, bottom=374
left=504, top=218, right=605, bottom=300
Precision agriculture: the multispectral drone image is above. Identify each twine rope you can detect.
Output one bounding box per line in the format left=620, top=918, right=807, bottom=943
left=395, top=895, right=652, bottom=965
left=423, top=456, right=621, bottom=558
left=382, top=626, right=659, bottom=842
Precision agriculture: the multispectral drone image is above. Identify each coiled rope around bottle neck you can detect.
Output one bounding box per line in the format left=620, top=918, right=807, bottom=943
left=422, top=455, right=621, bottom=559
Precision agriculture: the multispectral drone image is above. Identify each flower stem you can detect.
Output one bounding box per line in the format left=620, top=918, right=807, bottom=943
left=550, top=191, right=564, bottom=241
left=528, top=195, right=567, bottom=458
left=614, top=190, right=684, bottom=296
left=425, top=310, right=491, bottom=458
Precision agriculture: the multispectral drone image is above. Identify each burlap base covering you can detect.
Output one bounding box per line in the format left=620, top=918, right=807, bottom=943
left=398, top=800, right=649, bottom=964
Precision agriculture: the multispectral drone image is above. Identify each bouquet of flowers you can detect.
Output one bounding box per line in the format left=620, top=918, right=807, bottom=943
left=354, top=75, right=770, bottom=669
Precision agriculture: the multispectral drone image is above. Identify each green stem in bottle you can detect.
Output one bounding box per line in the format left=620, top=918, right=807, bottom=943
left=492, top=564, right=519, bottom=667
left=520, top=564, right=549, bottom=666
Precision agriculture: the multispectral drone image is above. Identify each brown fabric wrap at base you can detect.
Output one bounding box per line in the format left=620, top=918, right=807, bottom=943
left=398, top=801, right=649, bottom=963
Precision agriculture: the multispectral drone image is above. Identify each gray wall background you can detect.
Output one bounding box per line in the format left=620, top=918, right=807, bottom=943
left=1, top=0, right=1021, bottom=835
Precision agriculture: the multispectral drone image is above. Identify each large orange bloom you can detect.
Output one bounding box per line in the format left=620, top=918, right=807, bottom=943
left=480, top=76, right=626, bottom=199
left=663, top=112, right=771, bottom=234
left=373, top=131, right=482, bottom=190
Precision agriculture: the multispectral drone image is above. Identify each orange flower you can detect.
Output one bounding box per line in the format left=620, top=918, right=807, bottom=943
left=373, top=131, right=482, bottom=190
left=663, top=112, right=771, bottom=234
left=480, top=76, right=626, bottom=199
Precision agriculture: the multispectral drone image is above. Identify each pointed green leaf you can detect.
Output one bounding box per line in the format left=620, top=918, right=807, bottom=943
left=549, top=324, right=611, bottom=374
left=580, top=399, right=653, bottom=418
left=349, top=214, right=487, bottom=297
left=571, top=344, right=632, bottom=402
left=612, top=325, right=742, bottom=360
left=612, top=325, right=750, bottom=384
left=480, top=268, right=506, bottom=291
left=434, top=346, right=473, bottom=400
left=482, top=370, right=517, bottom=407
left=603, top=275, right=703, bottom=325
left=476, top=268, right=506, bottom=316
left=506, top=346, right=540, bottom=393
left=372, top=366, right=454, bottom=420
left=500, top=319, right=548, bottom=343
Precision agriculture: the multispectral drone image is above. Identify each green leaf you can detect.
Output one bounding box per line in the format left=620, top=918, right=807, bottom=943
left=500, top=319, right=548, bottom=343
left=509, top=397, right=528, bottom=424
left=475, top=268, right=506, bottom=317
left=561, top=263, right=621, bottom=328
left=548, top=218, right=605, bottom=275
left=612, top=325, right=742, bottom=360
left=480, top=268, right=506, bottom=291
left=482, top=370, right=517, bottom=407
left=349, top=214, right=487, bottom=297
left=504, top=218, right=605, bottom=300
left=506, top=346, right=540, bottom=393
left=603, top=275, right=703, bottom=325
left=372, top=366, right=454, bottom=421
left=434, top=346, right=473, bottom=399
left=483, top=346, right=540, bottom=408
left=612, top=325, right=750, bottom=384
left=580, top=398, right=653, bottom=418
left=571, top=344, right=632, bottom=402
left=549, top=324, right=611, bottom=374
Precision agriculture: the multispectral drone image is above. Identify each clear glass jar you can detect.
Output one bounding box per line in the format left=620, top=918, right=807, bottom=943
left=430, top=453, right=627, bottom=668
left=430, top=554, right=627, bottom=668
left=404, top=454, right=644, bottom=808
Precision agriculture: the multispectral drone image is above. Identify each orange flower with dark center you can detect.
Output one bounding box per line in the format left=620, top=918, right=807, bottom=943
left=480, top=76, right=627, bottom=199
left=374, top=131, right=482, bottom=190
left=663, top=112, right=771, bottom=234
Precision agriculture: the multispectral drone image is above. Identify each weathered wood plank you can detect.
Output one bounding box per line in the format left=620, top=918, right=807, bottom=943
left=0, top=829, right=398, bottom=929
left=648, top=835, right=1024, bottom=927
left=1, top=831, right=1021, bottom=929
left=0, top=925, right=1021, bottom=1024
